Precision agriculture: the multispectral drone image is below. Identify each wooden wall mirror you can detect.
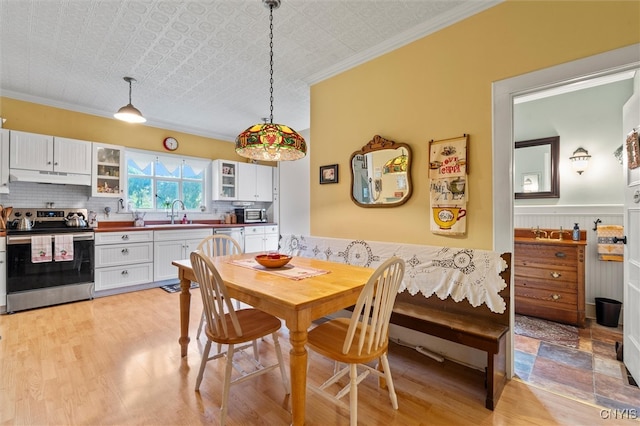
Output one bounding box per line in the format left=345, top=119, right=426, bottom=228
left=350, top=135, right=412, bottom=207
left=514, top=136, right=560, bottom=199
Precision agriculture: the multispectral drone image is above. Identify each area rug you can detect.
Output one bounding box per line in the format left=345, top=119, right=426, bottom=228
left=514, top=314, right=579, bottom=348
left=160, top=282, right=199, bottom=293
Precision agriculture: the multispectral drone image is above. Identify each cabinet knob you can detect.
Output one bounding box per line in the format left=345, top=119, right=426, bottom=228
left=550, top=272, right=561, bottom=278
left=121, top=235, right=129, bottom=240
left=54, top=162, right=58, bottom=166
left=121, top=270, right=128, bottom=276
left=551, top=294, right=561, bottom=300
left=47, top=161, right=52, bottom=165
left=121, top=248, right=129, bottom=255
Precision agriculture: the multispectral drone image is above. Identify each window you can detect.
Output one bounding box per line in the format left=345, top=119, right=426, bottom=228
left=126, top=150, right=209, bottom=211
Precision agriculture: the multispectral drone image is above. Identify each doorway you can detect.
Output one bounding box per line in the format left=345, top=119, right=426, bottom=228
left=492, top=44, right=640, bottom=404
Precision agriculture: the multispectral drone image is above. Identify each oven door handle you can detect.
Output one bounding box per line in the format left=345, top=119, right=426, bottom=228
left=7, top=233, right=95, bottom=245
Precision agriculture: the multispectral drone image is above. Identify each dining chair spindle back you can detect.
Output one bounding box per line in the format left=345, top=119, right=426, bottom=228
left=190, top=250, right=290, bottom=425
left=306, top=256, right=406, bottom=426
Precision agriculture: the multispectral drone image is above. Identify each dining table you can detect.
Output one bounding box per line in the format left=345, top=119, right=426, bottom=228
left=172, top=253, right=374, bottom=425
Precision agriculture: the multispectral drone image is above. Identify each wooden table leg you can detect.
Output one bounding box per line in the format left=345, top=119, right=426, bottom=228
left=179, top=277, right=192, bottom=357
left=288, top=324, right=309, bottom=425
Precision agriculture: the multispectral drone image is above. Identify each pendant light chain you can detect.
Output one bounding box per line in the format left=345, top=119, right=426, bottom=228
left=269, top=4, right=274, bottom=124
left=233, top=0, right=306, bottom=161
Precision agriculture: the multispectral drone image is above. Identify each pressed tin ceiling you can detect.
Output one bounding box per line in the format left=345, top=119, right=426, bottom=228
left=0, top=0, right=501, bottom=141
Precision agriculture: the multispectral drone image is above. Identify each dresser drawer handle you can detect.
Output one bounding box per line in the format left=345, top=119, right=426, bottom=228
left=121, top=248, right=129, bottom=255
left=121, top=270, right=129, bottom=276
left=555, top=252, right=566, bottom=258
left=550, top=272, right=561, bottom=278
left=121, top=234, right=129, bottom=240
left=551, top=294, right=561, bottom=300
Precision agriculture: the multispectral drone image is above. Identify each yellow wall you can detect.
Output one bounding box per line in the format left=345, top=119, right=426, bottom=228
left=0, top=97, right=241, bottom=160
left=310, top=0, right=640, bottom=249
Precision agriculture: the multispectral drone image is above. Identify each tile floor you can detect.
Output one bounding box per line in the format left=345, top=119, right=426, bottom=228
left=514, top=318, right=640, bottom=411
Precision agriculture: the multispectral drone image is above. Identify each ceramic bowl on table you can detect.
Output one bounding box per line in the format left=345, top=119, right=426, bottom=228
left=255, top=254, right=292, bottom=268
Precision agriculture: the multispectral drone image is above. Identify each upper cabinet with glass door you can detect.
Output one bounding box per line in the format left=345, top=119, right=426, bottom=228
left=92, top=143, right=124, bottom=197
left=212, top=160, right=238, bottom=200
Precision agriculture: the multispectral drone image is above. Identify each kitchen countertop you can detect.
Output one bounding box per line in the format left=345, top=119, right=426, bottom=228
left=95, top=221, right=275, bottom=232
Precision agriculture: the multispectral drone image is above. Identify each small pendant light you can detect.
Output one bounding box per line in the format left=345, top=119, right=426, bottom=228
left=235, top=0, right=307, bottom=161
left=114, top=77, right=146, bottom=124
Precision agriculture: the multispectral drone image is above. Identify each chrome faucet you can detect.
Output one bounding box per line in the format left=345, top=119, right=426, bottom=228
left=169, top=199, right=185, bottom=224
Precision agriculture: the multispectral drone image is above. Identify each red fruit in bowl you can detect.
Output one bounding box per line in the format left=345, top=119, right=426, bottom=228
left=267, top=253, right=280, bottom=259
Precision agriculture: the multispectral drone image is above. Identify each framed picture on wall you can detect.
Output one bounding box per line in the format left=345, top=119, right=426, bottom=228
left=320, top=164, right=339, bottom=184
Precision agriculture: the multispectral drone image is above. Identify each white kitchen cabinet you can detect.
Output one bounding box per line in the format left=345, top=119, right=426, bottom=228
left=92, top=143, right=124, bottom=196
left=0, top=129, right=9, bottom=193
left=0, top=237, right=6, bottom=312
left=153, top=228, right=212, bottom=281
left=238, top=162, right=273, bottom=202
left=212, top=159, right=238, bottom=200
left=244, top=225, right=279, bottom=253
left=9, top=131, right=92, bottom=175
left=95, top=230, right=154, bottom=291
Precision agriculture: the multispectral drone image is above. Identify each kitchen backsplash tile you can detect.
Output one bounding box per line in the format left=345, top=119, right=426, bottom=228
left=0, top=182, right=272, bottom=222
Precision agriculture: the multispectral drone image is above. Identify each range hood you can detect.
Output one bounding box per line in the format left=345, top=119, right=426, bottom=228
left=9, top=169, right=91, bottom=186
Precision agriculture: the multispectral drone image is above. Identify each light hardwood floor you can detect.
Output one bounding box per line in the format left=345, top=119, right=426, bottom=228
left=0, top=288, right=617, bottom=425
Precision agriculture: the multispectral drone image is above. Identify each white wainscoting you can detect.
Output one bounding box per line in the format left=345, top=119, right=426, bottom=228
left=514, top=204, right=624, bottom=323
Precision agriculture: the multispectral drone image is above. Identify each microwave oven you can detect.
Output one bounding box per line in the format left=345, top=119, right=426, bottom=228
left=235, top=208, right=267, bottom=223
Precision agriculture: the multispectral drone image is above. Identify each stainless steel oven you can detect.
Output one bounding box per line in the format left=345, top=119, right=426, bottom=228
left=5, top=208, right=95, bottom=313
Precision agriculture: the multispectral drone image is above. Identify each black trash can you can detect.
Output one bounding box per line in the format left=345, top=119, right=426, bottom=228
left=595, top=297, right=622, bottom=327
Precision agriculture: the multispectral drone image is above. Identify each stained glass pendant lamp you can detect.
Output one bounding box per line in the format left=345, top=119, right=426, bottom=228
left=383, top=150, right=408, bottom=174
left=114, top=77, right=146, bottom=123
left=235, top=0, right=307, bottom=161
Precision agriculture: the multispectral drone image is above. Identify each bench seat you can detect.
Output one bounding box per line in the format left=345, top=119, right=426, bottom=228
left=389, top=252, right=511, bottom=410
left=392, top=301, right=509, bottom=353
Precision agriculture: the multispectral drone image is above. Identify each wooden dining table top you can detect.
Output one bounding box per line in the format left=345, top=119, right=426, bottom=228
left=172, top=254, right=374, bottom=319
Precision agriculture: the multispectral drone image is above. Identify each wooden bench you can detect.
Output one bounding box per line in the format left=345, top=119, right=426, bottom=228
left=389, top=252, right=511, bottom=410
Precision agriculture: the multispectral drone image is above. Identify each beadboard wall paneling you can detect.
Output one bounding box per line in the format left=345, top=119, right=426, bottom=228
left=514, top=205, right=624, bottom=308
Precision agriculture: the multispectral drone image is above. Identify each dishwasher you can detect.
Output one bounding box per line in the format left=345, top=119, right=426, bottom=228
left=213, top=227, right=245, bottom=252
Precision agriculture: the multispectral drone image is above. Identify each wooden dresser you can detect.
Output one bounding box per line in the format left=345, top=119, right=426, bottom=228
left=514, top=228, right=586, bottom=327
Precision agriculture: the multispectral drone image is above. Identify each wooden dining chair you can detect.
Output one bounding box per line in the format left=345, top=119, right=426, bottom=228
left=306, top=256, right=405, bottom=426
left=196, top=234, right=243, bottom=339
left=190, top=250, right=290, bottom=425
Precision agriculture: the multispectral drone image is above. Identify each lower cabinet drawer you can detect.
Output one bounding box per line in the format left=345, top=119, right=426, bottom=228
left=515, top=265, right=577, bottom=287
left=516, top=296, right=579, bottom=326
left=95, top=242, right=153, bottom=267
left=515, top=285, right=577, bottom=307
left=95, top=263, right=153, bottom=291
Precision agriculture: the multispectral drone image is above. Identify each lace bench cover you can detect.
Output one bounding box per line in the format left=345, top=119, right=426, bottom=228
left=279, top=235, right=508, bottom=314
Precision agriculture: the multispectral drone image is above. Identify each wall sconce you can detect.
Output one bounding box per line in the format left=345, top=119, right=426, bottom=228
left=569, top=147, right=591, bottom=175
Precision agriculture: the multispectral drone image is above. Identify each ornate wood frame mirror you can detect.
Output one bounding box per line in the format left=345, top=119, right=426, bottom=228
left=350, top=135, right=413, bottom=208
left=514, top=136, right=560, bottom=199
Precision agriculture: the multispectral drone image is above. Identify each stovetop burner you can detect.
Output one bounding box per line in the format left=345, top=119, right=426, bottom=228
left=6, top=208, right=93, bottom=234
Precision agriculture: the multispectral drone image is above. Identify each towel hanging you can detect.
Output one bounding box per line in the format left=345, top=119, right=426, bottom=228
left=597, top=225, right=624, bottom=262
left=54, top=234, right=74, bottom=262
left=31, top=235, right=53, bottom=263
